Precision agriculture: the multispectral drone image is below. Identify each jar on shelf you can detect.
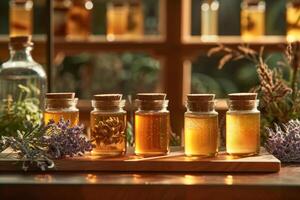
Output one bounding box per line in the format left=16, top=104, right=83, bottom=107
left=90, top=94, right=127, bottom=156
left=226, top=93, right=260, bottom=156
left=9, top=0, right=33, bottom=37
left=184, top=94, right=219, bottom=157
left=241, top=0, right=265, bottom=40
left=201, top=0, right=219, bottom=40
left=66, top=0, right=93, bottom=40
left=106, top=0, right=129, bottom=41
left=54, top=0, right=72, bottom=37
left=286, top=0, right=300, bottom=42
left=44, top=93, right=79, bottom=126
left=0, top=36, right=47, bottom=108
left=135, top=93, right=170, bottom=156
left=127, top=0, right=144, bottom=39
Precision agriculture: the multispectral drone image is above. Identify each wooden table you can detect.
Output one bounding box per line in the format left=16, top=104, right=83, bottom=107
left=0, top=164, right=299, bottom=200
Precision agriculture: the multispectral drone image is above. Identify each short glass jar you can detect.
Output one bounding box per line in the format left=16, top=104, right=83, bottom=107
left=226, top=93, right=260, bottom=156
left=286, top=0, right=300, bottom=42
left=90, top=94, right=127, bottom=156
left=44, top=93, right=79, bottom=126
left=135, top=93, right=170, bottom=156
left=184, top=94, right=219, bottom=157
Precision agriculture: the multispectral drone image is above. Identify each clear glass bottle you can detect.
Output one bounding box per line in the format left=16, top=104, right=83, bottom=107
left=127, top=0, right=144, bottom=39
left=135, top=93, right=170, bottom=156
left=184, top=94, right=219, bottom=157
left=44, top=93, right=79, bottom=126
left=54, top=0, right=72, bottom=37
left=106, top=1, right=129, bottom=41
left=9, top=0, right=33, bottom=37
left=90, top=94, right=127, bottom=156
left=66, top=0, right=93, bottom=40
left=201, top=0, right=219, bottom=39
left=241, top=0, right=265, bottom=40
left=286, top=0, right=300, bottom=42
left=226, top=93, right=260, bottom=156
left=0, top=36, right=47, bottom=108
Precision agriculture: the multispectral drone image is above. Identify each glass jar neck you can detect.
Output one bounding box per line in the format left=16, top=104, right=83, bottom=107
left=227, top=100, right=259, bottom=111
left=136, top=100, right=168, bottom=111
left=186, top=100, right=216, bottom=113
left=9, top=47, right=33, bottom=62
left=45, top=98, right=78, bottom=110
left=92, top=100, right=125, bottom=112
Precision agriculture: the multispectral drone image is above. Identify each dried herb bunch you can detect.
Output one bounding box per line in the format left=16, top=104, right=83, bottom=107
left=208, top=42, right=300, bottom=142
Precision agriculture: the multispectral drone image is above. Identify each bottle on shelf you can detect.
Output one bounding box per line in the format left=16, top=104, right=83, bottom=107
left=286, top=0, right=300, bottom=42
left=127, top=0, right=144, bottom=39
left=184, top=94, right=219, bottom=157
left=106, top=0, right=129, bottom=41
left=241, top=0, right=265, bottom=40
left=135, top=93, right=170, bottom=156
left=201, top=0, right=219, bottom=40
left=226, top=93, right=260, bottom=156
left=9, top=0, right=33, bottom=37
left=44, top=93, right=79, bottom=127
left=54, top=0, right=72, bottom=37
left=90, top=94, right=127, bottom=156
left=0, top=36, right=47, bottom=108
left=66, top=0, right=93, bottom=40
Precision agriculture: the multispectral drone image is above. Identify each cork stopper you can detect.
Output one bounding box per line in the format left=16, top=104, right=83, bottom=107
left=92, top=94, right=124, bottom=109
left=13, top=0, right=32, bottom=5
left=136, top=93, right=166, bottom=101
left=228, top=93, right=258, bottom=110
left=228, top=93, right=257, bottom=100
left=187, top=94, right=215, bottom=101
left=136, top=93, right=168, bottom=110
left=187, top=94, right=216, bottom=112
left=46, top=92, right=75, bottom=99
left=45, top=93, right=77, bottom=109
left=9, top=36, right=33, bottom=50
left=94, top=94, right=122, bottom=101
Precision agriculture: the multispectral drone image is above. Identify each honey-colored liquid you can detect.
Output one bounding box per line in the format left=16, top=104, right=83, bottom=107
left=135, top=113, right=170, bottom=156
left=241, top=7, right=265, bottom=40
left=90, top=113, right=126, bottom=156
left=201, top=2, right=218, bottom=37
left=287, top=3, right=300, bottom=42
left=10, top=4, right=32, bottom=37
left=127, top=4, right=144, bottom=38
left=44, top=111, right=79, bottom=127
left=226, top=112, right=260, bottom=156
left=66, top=5, right=91, bottom=40
left=184, top=114, right=218, bottom=157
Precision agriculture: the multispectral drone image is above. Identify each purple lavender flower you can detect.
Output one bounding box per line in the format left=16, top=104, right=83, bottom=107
left=265, top=119, right=300, bottom=162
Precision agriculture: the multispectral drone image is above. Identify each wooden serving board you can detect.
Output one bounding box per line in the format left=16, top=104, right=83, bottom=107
left=0, top=148, right=280, bottom=172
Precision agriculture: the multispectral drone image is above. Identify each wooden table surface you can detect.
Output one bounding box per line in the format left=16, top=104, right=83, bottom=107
left=0, top=164, right=300, bottom=200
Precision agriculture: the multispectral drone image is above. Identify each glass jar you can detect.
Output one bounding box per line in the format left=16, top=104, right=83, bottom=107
left=135, top=93, right=170, bottom=156
left=226, top=93, right=260, bottom=156
left=9, top=0, right=33, bottom=37
left=127, top=0, right=144, bottom=39
left=66, top=0, right=93, bottom=40
left=201, top=0, right=219, bottom=40
left=44, top=93, right=79, bottom=126
left=286, top=0, right=300, bottom=42
left=106, top=1, right=129, bottom=41
left=54, top=0, right=72, bottom=37
left=241, top=0, right=265, bottom=40
left=0, top=36, right=47, bottom=108
left=90, top=94, right=127, bottom=156
left=184, top=94, right=219, bottom=157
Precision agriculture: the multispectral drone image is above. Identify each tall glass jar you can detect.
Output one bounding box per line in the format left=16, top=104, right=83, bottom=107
left=90, top=94, right=127, bottom=156
left=0, top=36, right=47, bottom=108
left=241, top=0, right=265, bottom=40
left=127, top=0, right=144, bottom=39
left=54, top=0, right=72, bottom=37
left=226, top=93, right=260, bottom=156
left=66, top=0, right=93, bottom=40
left=286, top=0, right=300, bottom=42
left=9, top=0, right=33, bottom=37
left=44, top=93, right=79, bottom=126
left=184, top=94, right=219, bottom=157
left=135, top=93, right=170, bottom=156
left=201, top=0, right=219, bottom=39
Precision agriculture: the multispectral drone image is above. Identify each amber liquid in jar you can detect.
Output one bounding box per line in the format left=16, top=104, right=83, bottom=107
left=135, top=113, right=170, bottom=156
left=185, top=114, right=218, bottom=157
left=44, top=111, right=79, bottom=127
left=127, top=2, right=144, bottom=38
left=91, top=113, right=126, bottom=156
left=9, top=0, right=33, bottom=37
left=287, top=2, right=300, bottom=42
left=241, top=1, right=265, bottom=40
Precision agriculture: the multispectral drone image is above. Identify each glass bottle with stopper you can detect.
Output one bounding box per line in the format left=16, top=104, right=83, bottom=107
left=201, top=0, right=219, bottom=40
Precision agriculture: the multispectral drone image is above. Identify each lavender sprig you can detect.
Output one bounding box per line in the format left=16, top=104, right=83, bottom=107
left=265, top=119, right=300, bottom=162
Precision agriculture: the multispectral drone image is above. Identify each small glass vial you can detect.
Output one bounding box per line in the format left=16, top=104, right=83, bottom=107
left=66, top=0, right=93, bottom=40
left=90, top=94, right=127, bottom=156
left=286, top=0, right=300, bottom=42
left=106, top=1, right=129, bottom=41
left=127, top=0, right=144, bottom=39
left=135, top=93, right=170, bottom=156
left=241, top=0, right=265, bottom=40
left=9, top=0, right=33, bottom=37
left=201, top=0, right=219, bottom=40
left=54, top=0, right=72, bottom=37
left=226, top=93, right=260, bottom=156
left=44, top=93, right=79, bottom=126
left=184, top=94, right=219, bottom=157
